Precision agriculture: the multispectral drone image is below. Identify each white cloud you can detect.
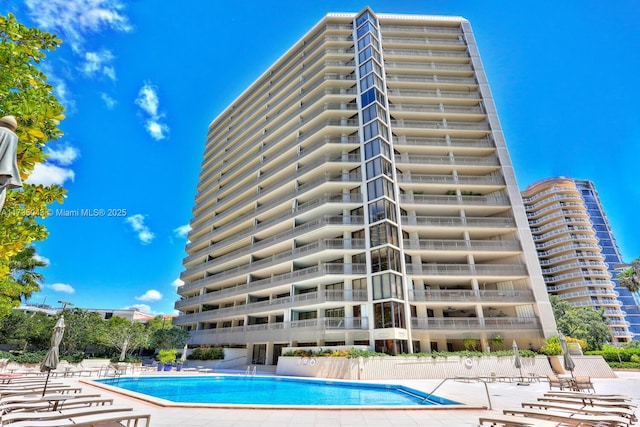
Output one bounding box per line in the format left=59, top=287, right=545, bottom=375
left=125, top=214, right=155, bottom=244
left=48, top=283, right=75, bottom=294
left=101, top=93, right=117, bottom=109
left=27, top=163, right=75, bottom=186
left=25, top=0, right=132, bottom=53
left=136, top=289, right=162, bottom=302
left=80, top=50, right=116, bottom=80
left=173, top=224, right=190, bottom=238
left=135, top=83, right=169, bottom=140
left=172, top=278, right=184, bottom=288
left=135, top=84, right=159, bottom=116
left=34, top=254, right=50, bottom=266
left=41, top=64, right=75, bottom=112
left=45, top=145, right=80, bottom=166
left=127, top=304, right=151, bottom=314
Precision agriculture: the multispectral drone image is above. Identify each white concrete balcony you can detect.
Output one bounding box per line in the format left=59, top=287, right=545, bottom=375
left=184, top=235, right=366, bottom=279
left=192, top=170, right=362, bottom=228
left=186, top=317, right=370, bottom=345
left=526, top=202, right=585, bottom=219
left=381, top=25, right=462, bottom=35
left=388, top=89, right=481, bottom=101
left=558, top=289, right=619, bottom=300
left=539, top=252, right=604, bottom=266
left=396, top=173, right=504, bottom=188
left=183, top=231, right=365, bottom=281
left=522, top=187, right=582, bottom=208
left=535, top=235, right=599, bottom=250
left=410, top=316, right=539, bottom=330
left=405, top=263, right=528, bottom=278
left=524, top=194, right=584, bottom=212
left=400, top=193, right=510, bottom=207
left=382, top=36, right=467, bottom=47
left=393, top=136, right=494, bottom=153
left=175, top=289, right=368, bottom=317
left=527, top=210, right=588, bottom=226
left=540, top=261, right=609, bottom=275
left=383, top=49, right=469, bottom=59
left=547, top=279, right=612, bottom=292
left=544, top=270, right=610, bottom=284
left=530, top=217, right=591, bottom=234
left=571, top=299, right=622, bottom=308
left=409, top=289, right=533, bottom=303
left=403, top=238, right=521, bottom=253
left=181, top=262, right=367, bottom=294
left=401, top=215, right=516, bottom=229
left=536, top=242, right=602, bottom=258
left=385, top=75, right=476, bottom=85
left=187, top=192, right=362, bottom=253
left=395, top=153, right=498, bottom=167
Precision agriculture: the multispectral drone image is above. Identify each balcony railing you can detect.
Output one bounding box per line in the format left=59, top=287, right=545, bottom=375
left=400, top=194, right=510, bottom=206
left=405, top=263, right=528, bottom=276
left=175, top=289, right=368, bottom=316
left=410, top=316, right=539, bottom=330
left=403, top=239, right=521, bottom=252
left=181, top=262, right=367, bottom=294
left=401, top=215, right=516, bottom=228
left=409, top=289, right=533, bottom=303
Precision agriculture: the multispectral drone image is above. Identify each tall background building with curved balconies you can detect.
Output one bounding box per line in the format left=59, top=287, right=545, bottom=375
left=522, top=177, right=636, bottom=344
left=175, top=8, right=557, bottom=367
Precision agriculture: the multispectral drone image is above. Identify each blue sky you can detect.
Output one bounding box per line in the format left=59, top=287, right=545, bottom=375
left=7, top=0, right=640, bottom=315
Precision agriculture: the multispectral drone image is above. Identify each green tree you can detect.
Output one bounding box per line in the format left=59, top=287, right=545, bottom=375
left=1, top=246, right=47, bottom=308
left=550, top=295, right=612, bottom=351
left=97, top=316, right=148, bottom=361
left=0, top=310, right=54, bottom=350
left=149, top=326, right=190, bottom=351
left=60, top=308, right=105, bottom=354
left=0, top=13, right=67, bottom=316
left=617, top=259, right=639, bottom=294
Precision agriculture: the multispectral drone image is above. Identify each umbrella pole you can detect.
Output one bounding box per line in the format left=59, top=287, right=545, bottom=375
left=41, top=370, right=51, bottom=397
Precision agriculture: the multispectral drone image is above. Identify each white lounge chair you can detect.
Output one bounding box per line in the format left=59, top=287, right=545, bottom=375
left=4, top=409, right=151, bottom=427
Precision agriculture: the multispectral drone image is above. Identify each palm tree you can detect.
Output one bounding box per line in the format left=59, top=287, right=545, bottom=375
left=618, top=259, right=640, bottom=294
left=9, top=246, right=47, bottom=298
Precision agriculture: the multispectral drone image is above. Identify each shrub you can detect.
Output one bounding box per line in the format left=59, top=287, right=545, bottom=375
left=539, top=336, right=562, bottom=356
left=12, top=351, right=46, bottom=364
left=187, top=347, right=224, bottom=360
left=157, top=349, right=177, bottom=364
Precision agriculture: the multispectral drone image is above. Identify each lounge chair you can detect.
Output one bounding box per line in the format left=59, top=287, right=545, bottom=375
left=5, top=410, right=151, bottom=427
left=478, top=414, right=562, bottom=426
left=521, top=401, right=636, bottom=421
left=545, top=375, right=568, bottom=391
left=503, top=407, right=632, bottom=426
left=1, top=396, right=115, bottom=414
left=538, top=396, right=637, bottom=410
left=573, top=376, right=595, bottom=393
left=0, top=404, right=135, bottom=424
left=544, top=391, right=634, bottom=403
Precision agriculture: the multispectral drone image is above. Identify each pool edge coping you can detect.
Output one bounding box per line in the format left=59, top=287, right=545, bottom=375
left=80, top=375, right=486, bottom=411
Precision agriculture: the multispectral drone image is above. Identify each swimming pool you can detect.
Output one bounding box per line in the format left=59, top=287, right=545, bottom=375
left=94, top=375, right=460, bottom=408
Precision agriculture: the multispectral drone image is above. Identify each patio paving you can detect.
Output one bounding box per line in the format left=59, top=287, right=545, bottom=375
left=68, top=370, right=640, bottom=426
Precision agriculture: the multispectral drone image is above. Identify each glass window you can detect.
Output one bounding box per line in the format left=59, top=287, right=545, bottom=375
left=370, top=222, right=399, bottom=247
left=368, top=198, right=397, bottom=223
left=367, top=177, right=395, bottom=200
left=370, top=247, right=402, bottom=274
left=356, top=21, right=376, bottom=39
left=374, top=301, right=405, bottom=328
left=358, top=46, right=380, bottom=64
left=366, top=157, right=393, bottom=180
left=356, top=11, right=376, bottom=28
left=363, top=120, right=388, bottom=141
left=361, top=88, right=385, bottom=108
left=357, top=33, right=379, bottom=51
left=360, top=73, right=384, bottom=92
left=364, top=138, right=391, bottom=160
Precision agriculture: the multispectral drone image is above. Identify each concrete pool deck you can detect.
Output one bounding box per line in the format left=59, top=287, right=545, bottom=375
left=70, top=370, right=640, bottom=426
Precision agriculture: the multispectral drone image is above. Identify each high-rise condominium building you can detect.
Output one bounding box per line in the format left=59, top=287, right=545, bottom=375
left=522, top=178, right=635, bottom=343
left=175, top=8, right=557, bottom=365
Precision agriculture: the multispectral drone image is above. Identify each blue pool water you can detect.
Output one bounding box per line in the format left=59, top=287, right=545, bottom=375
left=96, top=376, right=459, bottom=407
